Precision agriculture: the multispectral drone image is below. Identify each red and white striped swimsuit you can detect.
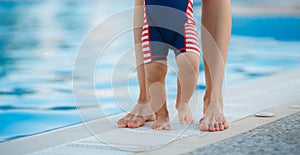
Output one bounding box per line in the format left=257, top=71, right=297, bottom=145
left=142, top=0, right=200, bottom=63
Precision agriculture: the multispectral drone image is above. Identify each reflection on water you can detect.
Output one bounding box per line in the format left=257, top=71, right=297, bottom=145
left=0, top=1, right=300, bottom=142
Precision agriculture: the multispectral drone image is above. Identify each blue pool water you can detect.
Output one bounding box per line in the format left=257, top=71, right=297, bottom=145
left=0, top=1, right=300, bottom=142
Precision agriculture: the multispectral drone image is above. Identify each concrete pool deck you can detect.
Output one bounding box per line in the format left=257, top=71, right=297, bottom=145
left=185, top=111, right=300, bottom=155
left=0, top=68, right=300, bottom=155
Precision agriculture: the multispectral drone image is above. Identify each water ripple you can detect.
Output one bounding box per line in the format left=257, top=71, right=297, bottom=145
left=0, top=88, right=35, bottom=96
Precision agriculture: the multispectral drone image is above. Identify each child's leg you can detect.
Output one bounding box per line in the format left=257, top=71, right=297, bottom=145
left=145, top=61, right=170, bottom=130
left=176, top=52, right=200, bottom=124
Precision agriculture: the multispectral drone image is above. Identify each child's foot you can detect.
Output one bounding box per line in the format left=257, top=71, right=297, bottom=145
left=117, top=104, right=155, bottom=128
left=199, top=101, right=229, bottom=132
left=151, top=116, right=171, bottom=130
left=177, top=103, right=194, bottom=124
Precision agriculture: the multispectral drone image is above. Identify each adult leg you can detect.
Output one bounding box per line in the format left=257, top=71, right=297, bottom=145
left=117, top=0, right=155, bottom=128
left=200, top=0, right=232, bottom=132
left=145, top=61, right=170, bottom=130
left=176, top=52, right=200, bottom=124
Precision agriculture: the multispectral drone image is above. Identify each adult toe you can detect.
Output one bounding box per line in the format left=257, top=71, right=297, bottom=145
left=128, top=118, right=144, bottom=128
left=117, top=119, right=127, bottom=128
left=199, top=122, right=209, bottom=131
left=224, top=122, right=229, bottom=129
left=209, top=125, right=216, bottom=132
left=219, top=123, right=225, bottom=130
left=215, top=123, right=220, bottom=131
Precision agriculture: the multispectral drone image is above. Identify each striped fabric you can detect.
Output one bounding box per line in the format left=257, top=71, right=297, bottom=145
left=142, top=0, right=200, bottom=63
left=142, top=0, right=152, bottom=63
left=184, top=0, right=201, bottom=55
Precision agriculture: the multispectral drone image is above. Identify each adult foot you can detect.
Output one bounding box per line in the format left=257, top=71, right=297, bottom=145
left=177, top=103, right=194, bottom=124
left=117, top=104, right=155, bottom=128
left=151, top=116, right=171, bottom=130
left=199, top=101, right=229, bottom=132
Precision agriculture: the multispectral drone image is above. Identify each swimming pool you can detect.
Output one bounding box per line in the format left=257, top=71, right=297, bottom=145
left=0, top=1, right=300, bottom=143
